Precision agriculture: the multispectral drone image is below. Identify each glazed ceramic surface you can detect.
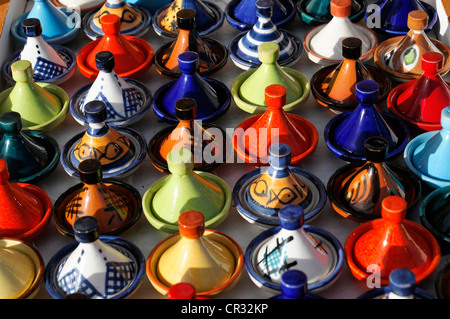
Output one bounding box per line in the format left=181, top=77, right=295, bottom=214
left=51, top=0, right=106, bottom=12
left=270, top=270, right=324, bottom=299
left=420, top=185, right=450, bottom=245
left=125, top=0, right=171, bottom=14
left=298, top=0, right=366, bottom=25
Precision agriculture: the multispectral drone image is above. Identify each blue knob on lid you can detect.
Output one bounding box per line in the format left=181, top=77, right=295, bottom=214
left=268, top=143, right=292, bottom=169
left=178, top=51, right=200, bottom=74
left=22, top=18, right=42, bottom=37
left=85, top=101, right=108, bottom=123
left=278, top=205, right=304, bottom=230
left=280, top=270, right=307, bottom=299
left=256, top=0, right=274, bottom=18
left=73, top=216, right=100, bottom=243
left=356, top=80, right=379, bottom=105
left=389, top=269, right=416, bottom=297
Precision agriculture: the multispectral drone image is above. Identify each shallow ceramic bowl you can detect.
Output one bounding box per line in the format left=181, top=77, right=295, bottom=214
left=297, top=0, right=366, bottom=25
left=420, top=185, right=450, bottom=245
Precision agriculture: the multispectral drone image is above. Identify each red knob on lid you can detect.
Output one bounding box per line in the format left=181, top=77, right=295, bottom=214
left=0, top=159, right=9, bottom=184
left=381, top=196, right=407, bottom=224
left=101, top=14, right=121, bottom=35
left=422, top=52, right=444, bottom=74
left=178, top=210, right=205, bottom=239
left=168, top=283, right=197, bottom=299
left=265, top=84, right=287, bottom=109
left=331, top=0, right=352, bottom=18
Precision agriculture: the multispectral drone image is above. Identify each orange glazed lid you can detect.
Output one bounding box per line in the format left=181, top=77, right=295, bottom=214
left=330, top=0, right=352, bottom=18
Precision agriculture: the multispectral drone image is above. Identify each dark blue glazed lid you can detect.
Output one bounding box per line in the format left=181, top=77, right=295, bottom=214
left=0, top=111, right=22, bottom=133
left=178, top=51, right=200, bottom=74
left=356, top=80, right=379, bottom=105
left=85, top=100, right=108, bottom=123
left=95, top=51, right=115, bottom=73
left=22, top=18, right=42, bottom=37
left=278, top=204, right=304, bottom=230
left=268, top=143, right=292, bottom=170
left=389, top=269, right=416, bottom=297
left=280, top=270, right=307, bottom=299
left=73, top=216, right=100, bottom=243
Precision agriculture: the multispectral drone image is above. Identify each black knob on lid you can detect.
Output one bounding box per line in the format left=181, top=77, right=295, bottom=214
left=73, top=216, right=100, bottom=243
left=85, top=101, right=108, bottom=124
left=342, top=37, right=362, bottom=60
left=95, top=51, right=115, bottom=73
left=177, top=9, right=196, bottom=30
left=22, top=18, right=42, bottom=37
left=175, top=98, right=197, bottom=120
left=364, top=136, right=389, bottom=163
left=78, top=159, right=103, bottom=184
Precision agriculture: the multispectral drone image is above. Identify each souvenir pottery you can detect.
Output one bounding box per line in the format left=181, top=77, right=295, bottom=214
left=50, top=0, right=106, bottom=13
left=358, top=268, right=436, bottom=299
left=83, top=0, right=151, bottom=40
left=311, top=37, right=391, bottom=113
left=229, top=0, right=302, bottom=70
left=404, top=107, right=450, bottom=188
left=233, top=84, right=319, bottom=165
left=304, top=0, right=377, bottom=66
left=0, top=112, right=59, bottom=184
left=297, top=0, right=366, bottom=25
left=327, top=136, right=421, bottom=222
left=232, top=143, right=326, bottom=228
left=374, top=10, right=450, bottom=82
left=77, top=13, right=154, bottom=80
left=53, top=159, right=142, bottom=238
left=2, top=18, right=76, bottom=86
left=225, top=0, right=296, bottom=31
left=435, top=257, right=450, bottom=299
left=154, top=8, right=228, bottom=78
left=148, top=98, right=227, bottom=172
left=245, top=205, right=344, bottom=292
left=142, top=148, right=231, bottom=233
left=0, top=60, right=69, bottom=132
left=125, top=0, right=171, bottom=14
left=70, top=51, right=152, bottom=127
left=152, top=0, right=224, bottom=38
left=324, top=80, right=410, bottom=162
left=344, top=196, right=441, bottom=285
left=0, top=238, right=44, bottom=299
left=231, top=42, right=310, bottom=114
left=0, top=159, right=52, bottom=242
left=387, top=52, right=450, bottom=132
left=168, top=282, right=208, bottom=299
left=271, top=270, right=324, bottom=299
left=365, top=0, right=437, bottom=36
left=60, top=100, right=147, bottom=179
left=44, top=216, right=145, bottom=299
left=152, top=51, right=231, bottom=123
left=146, top=210, right=244, bottom=296
left=420, top=185, right=450, bottom=245
left=11, top=0, right=81, bottom=45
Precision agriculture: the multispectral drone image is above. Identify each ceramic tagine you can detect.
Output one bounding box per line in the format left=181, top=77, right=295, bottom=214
left=0, top=112, right=59, bottom=184
left=388, top=52, right=450, bottom=132
left=154, top=8, right=228, bottom=78
left=0, top=159, right=52, bottom=242
left=233, top=84, right=318, bottom=166
left=232, top=143, right=327, bottom=228
left=311, top=37, right=391, bottom=113
left=324, top=80, right=410, bottom=162
left=270, top=270, right=324, bottom=299
left=2, top=18, right=76, bottom=86
left=77, top=13, right=154, bottom=80
left=44, top=216, right=145, bottom=299
left=420, top=185, right=450, bottom=245
left=231, top=42, right=310, bottom=114
left=152, top=0, right=224, bottom=38
left=327, top=136, right=421, bottom=222
left=245, top=205, right=344, bottom=292
left=152, top=51, right=231, bottom=123
left=50, top=0, right=106, bottom=14
left=125, top=0, right=171, bottom=14
left=148, top=98, right=227, bottom=172
left=60, top=100, right=147, bottom=179
left=146, top=210, right=244, bottom=296
left=345, top=196, right=441, bottom=286
left=229, top=0, right=302, bottom=70
left=297, top=0, right=366, bottom=25
left=374, top=10, right=450, bottom=82
left=53, top=159, right=142, bottom=238
left=142, top=147, right=231, bottom=233
left=304, top=0, right=377, bottom=66
left=70, top=51, right=152, bottom=127
left=83, top=0, right=151, bottom=39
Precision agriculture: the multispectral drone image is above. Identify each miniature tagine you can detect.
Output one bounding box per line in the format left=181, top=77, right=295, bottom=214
left=0, top=60, right=69, bottom=132
left=53, top=159, right=142, bottom=238
left=404, top=107, right=450, bottom=188
left=311, top=37, right=391, bottom=113
left=152, top=51, right=231, bottom=123
left=154, top=8, right=228, bottom=78
left=146, top=210, right=244, bottom=296
left=70, top=51, right=152, bottom=127
left=77, top=13, right=154, bottom=80
left=142, top=148, right=231, bottom=233
left=327, top=136, right=421, bottom=222
left=44, top=216, right=145, bottom=299
left=304, top=0, right=377, bottom=66
left=83, top=0, right=151, bottom=40
left=420, top=185, right=450, bottom=245
left=271, top=270, right=324, bottom=299
left=229, top=0, right=302, bottom=70
left=387, top=52, right=450, bottom=132
left=3, top=18, right=76, bottom=86
left=0, top=112, right=59, bottom=184
left=232, top=143, right=326, bottom=228
left=152, top=0, right=224, bottom=38
left=60, top=100, right=147, bottom=179
left=324, top=80, right=410, bottom=162
left=245, top=205, right=344, bottom=292
left=148, top=98, right=227, bottom=172
left=374, top=10, right=450, bottom=82
left=233, top=84, right=318, bottom=165
left=345, top=196, right=441, bottom=286
left=0, top=159, right=52, bottom=242
left=297, top=0, right=366, bottom=25
left=50, top=0, right=106, bottom=14
left=0, top=238, right=44, bottom=299
left=225, top=0, right=296, bottom=31
left=231, top=42, right=310, bottom=114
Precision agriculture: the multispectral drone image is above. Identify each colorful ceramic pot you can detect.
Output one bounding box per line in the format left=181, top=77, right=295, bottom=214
left=270, top=270, right=324, bottom=299
left=420, top=185, right=450, bottom=245
left=232, top=143, right=326, bottom=228
left=146, top=210, right=244, bottom=296
left=50, top=0, right=106, bottom=14
left=245, top=205, right=344, bottom=292
left=231, top=42, right=310, bottom=114
left=345, top=196, right=441, bottom=286
left=45, top=216, right=145, bottom=299
left=297, top=0, right=366, bottom=25
left=324, top=80, right=410, bottom=162
left=125, top=0, right=171, bottom=14
left=70, top=51, right=152, bottom=127
left=435, top=257, right=450, bottom=299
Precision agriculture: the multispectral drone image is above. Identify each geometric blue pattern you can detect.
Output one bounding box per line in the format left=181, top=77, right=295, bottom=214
left=33, top=56, right=67, bottom=81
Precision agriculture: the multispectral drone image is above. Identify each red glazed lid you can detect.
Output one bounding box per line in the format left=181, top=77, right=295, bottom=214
left=168, top=282, right=207, bottom=299
left=330, top=0, right=352, bottom=18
